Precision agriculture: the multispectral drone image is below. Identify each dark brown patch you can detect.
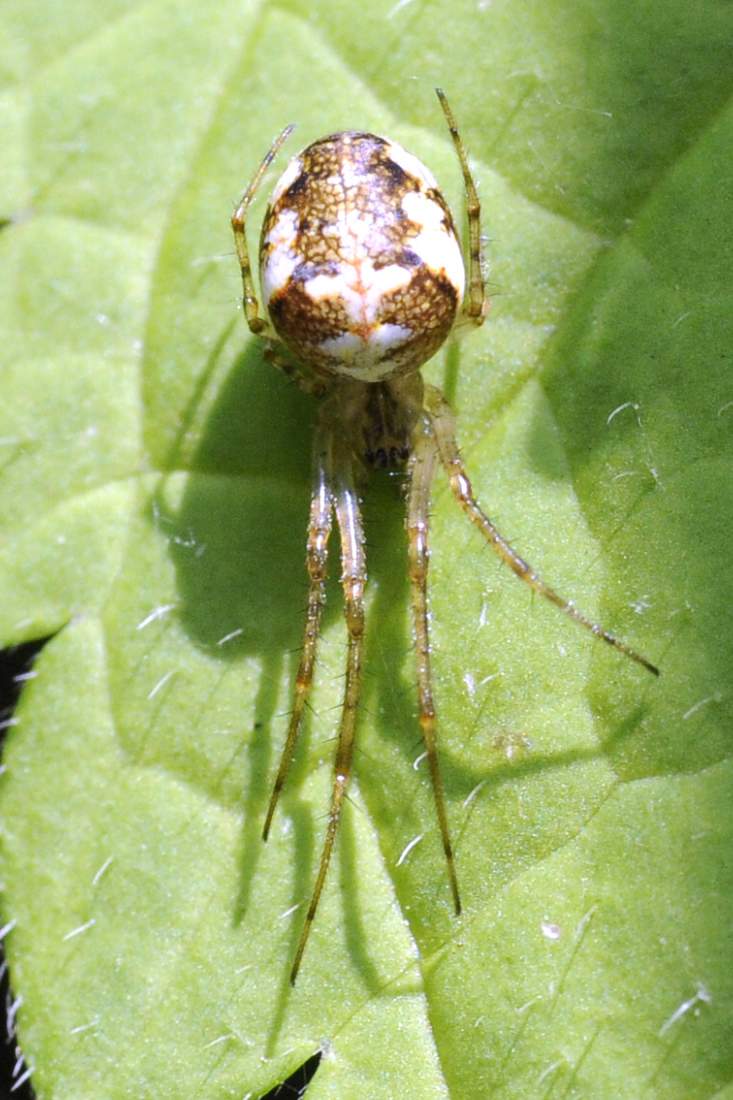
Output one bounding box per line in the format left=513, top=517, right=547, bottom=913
left=398, top=248, right=422, bottom=267
left=268, top=280, right=351, bottom=359
left=381, top=158, right=409, bottom=189
left=291, top=260, right=340, bottom=284
left=375, top=268, right=459, bottom=370
left=284, top=171, right=309, bottom=199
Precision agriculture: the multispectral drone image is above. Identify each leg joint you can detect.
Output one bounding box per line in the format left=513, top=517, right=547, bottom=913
left=343, top=595, right=365, bottom=638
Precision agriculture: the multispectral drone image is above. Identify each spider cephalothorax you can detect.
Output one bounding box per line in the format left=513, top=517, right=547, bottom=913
left=231, top=90, right=658, bottom=984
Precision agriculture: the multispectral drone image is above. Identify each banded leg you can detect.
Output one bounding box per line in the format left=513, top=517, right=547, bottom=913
left=436, top=88, right=487, bottom=327
left=406, top=417, right=461, bottom=914
left=263, top=343, right=330, bottom=398
left=425, top=385, right=659, bottom=677
left=263, top=428, right=333, bottom=841
left=231, top=123, right=294, bottom=336
left=290, top=448, right=367, bottom=984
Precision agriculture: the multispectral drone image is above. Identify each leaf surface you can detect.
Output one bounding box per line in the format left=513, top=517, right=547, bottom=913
left=1, top=2, right=731, bottom=1096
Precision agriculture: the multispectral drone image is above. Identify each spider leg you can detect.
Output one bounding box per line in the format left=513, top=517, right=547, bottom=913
left=231, top=123, right=294, bottom=337
left=436, top=88, right=487, bottom=328
left=290, top=444, right=367, bottom=984
left=425, top=385, right=659, bottom=677
left=263, top=426, right=334, bottom=842
left=406, top=417, right=461, bottom=914
left=263, top=342, right=330, bottom=398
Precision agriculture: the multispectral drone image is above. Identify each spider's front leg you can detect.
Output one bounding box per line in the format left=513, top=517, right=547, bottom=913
left=231, top=124, right=293, bottom=338
left=232, top=127, right=328, bottom=398
left=262, top=343, right=330, bottom=398
left=406, top=418, right=461, bottom=914
left=424, top=384, right=659, bottom=676
left=290, top=443, right=367, bottom=985
left=436, top=88, right=487, bottom=328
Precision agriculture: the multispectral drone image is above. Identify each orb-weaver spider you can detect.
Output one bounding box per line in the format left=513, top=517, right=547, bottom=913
left=231, top=89, right=658, bottom=983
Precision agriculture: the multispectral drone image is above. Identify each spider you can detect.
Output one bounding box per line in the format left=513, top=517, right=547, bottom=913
left=231, top=89, right=659, bottom=984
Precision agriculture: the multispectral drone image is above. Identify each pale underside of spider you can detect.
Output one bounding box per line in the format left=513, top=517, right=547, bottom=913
left=231, top=89, right=659, bottom=984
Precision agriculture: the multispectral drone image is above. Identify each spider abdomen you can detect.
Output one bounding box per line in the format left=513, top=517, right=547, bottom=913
left=259, top=131, right=465, bottom=382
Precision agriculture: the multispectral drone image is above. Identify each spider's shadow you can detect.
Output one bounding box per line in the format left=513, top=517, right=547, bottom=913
left=153, top=340, right=317, bottom=922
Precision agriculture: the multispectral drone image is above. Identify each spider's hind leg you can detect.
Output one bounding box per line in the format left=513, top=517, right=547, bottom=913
left=290, top=442, right=367, bottom=984
left=263, top=425, right=334, bottom=842
left=406, top=415, right=461, bottom=914
left=424, top=384, right=659, bottom=676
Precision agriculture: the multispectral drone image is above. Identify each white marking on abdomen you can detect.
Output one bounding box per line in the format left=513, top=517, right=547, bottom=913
left=261, top=208, right=300, bottom=304
left=270, top=155, right=304, bottom=204
left=320, top=323, right=412, bottom=379
left=402, top=190, right=465, bottom=298
left=304, top=261, right=412, bottom=325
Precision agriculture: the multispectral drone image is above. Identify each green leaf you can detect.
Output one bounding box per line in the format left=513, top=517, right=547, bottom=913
left=1, top=1, right=731, bottom=1097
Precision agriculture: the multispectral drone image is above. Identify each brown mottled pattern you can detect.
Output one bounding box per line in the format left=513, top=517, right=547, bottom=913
left=259, top=131, right=461, bottom=378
